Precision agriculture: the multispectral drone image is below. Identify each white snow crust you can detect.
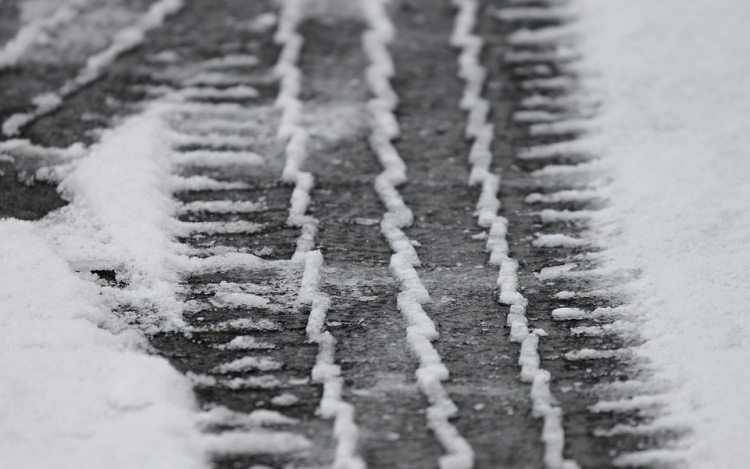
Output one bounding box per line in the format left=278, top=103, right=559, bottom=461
left=0, top=221, right=206, bottom=469
left=569, top=0, right=750, bottom=466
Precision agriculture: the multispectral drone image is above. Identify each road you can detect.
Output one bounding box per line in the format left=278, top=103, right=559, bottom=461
left=0, top=0, right=673, bottom=468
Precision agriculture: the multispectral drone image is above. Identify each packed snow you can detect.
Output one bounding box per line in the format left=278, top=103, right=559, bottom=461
left=569, top=0, right=750, bottom=466
left=0, top=221, right=206, bottom=469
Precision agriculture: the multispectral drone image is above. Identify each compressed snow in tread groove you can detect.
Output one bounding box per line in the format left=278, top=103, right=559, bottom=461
left=457, top=2, right=579, bottom=467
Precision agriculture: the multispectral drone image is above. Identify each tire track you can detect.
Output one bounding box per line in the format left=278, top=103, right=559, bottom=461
left=485, top=2, right=678, bottom=467
left=362, top=2, right=474, bottom=468
left=451, top=2, right=579, bottom=469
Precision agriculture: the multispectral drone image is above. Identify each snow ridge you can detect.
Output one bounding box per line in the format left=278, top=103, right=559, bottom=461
left=273, top=2, right=365, bottom=468
left=362, top=2, right=474, bottom=469
left=2, top=0, right=184, bottom=136
left=453, top=3, right=579, bottom=468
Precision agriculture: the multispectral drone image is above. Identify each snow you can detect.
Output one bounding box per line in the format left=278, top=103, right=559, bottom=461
left=569, top=0, right=750, bottom=466
left=212, top=357, right=283, bottom=373
left=178, top=200, right=266, bottom=214
left=0, top=0, right=90, bottom=70
left=271, top=393, right=299, bottom=407
left=3, top=0, right=184, bottom=136
left=202, top=430, right=311, bottom=455
left=458, top=2, right=577, bottom=466
left=0, top=220, right=206, bottom=469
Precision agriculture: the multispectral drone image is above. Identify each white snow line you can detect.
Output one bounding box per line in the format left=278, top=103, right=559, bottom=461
left=273, top=3, right=365, bottom=468
left=203, top=430, right=312, bottom=456
left=551, top=306, right=629, bottom=321
left=2, top=0, right=184, bottom=136
left=529, top=118, right=589, bottom=136
left=212, top=357, right=283, bottom=373
left=177, top=200, right=266, bottom=215
left=364, top=2, right=474, bottom=469
left=513, top=110, right=564, bottom=123
left=451, top=2, right=578, bottom=468
left=274, top=0, right=317, bottom=260
left=612, top=449, right=687, bottom=468
left=539, top=209, right=592, bottom=223
left=198, top=406, right=296, bottom=427
left=170, top=150, right=265, bottom=168
left=171, top=175, right=250, bottom=192
left=177, top=221, right=264, bottom=235
left=197, top=54, right=261, bottom=69
left=589, top=395, right=667, bottom=414
left=525, top=189, right=603, bottom=204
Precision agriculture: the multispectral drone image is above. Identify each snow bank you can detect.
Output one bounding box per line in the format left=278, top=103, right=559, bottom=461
left=0, top=220, right=205, bottom=469
left=571, top=0, right=750, bottom=466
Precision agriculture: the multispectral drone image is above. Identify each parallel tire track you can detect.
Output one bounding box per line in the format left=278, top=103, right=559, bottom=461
left=362, top=2, right=474, bottom=469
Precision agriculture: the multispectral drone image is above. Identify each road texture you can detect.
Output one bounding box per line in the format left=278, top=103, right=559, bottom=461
left=0, top=0, right=675, bottom=468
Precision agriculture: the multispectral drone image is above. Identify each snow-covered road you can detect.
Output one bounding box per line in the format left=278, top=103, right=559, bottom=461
left=1, top=0, right=750, bottom=468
